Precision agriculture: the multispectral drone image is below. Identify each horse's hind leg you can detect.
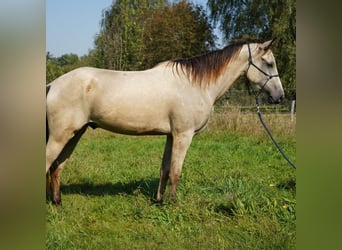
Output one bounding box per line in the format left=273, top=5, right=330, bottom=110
left=156, top=135, right=173, bottom=202
left=47, top=125, right=88, bottom=205
left=46, top=137, right=69, bottom=201
left=49, top=160, right=67, bottom=205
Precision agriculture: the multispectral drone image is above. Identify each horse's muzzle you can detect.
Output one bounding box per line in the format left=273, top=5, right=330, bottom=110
left=269, top=94, right=284, bottom=104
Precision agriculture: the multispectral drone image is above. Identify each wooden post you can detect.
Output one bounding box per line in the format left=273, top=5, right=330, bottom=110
left=290, top=100, right=295, bottom=122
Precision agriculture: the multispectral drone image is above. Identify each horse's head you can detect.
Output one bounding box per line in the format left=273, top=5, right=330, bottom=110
left=246, top=39, right=285, bottom=104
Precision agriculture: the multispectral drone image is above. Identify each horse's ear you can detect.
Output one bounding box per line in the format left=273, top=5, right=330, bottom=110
left=261, top=38, right=276, bottom=51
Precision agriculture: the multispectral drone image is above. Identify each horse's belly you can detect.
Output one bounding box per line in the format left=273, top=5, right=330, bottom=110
left=91, top=109, right=171, bottom=135
left=98, top=121, right=171, bottom=135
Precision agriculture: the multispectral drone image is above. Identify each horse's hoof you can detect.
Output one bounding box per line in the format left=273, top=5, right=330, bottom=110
left=52, top=197, right=62, bottom=206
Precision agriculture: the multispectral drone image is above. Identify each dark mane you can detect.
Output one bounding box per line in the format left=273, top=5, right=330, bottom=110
left=170, top=38, right=266, bottom=87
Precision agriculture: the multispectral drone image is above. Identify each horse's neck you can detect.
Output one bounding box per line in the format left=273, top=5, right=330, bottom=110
left=207, top=48, right=248, bottom=104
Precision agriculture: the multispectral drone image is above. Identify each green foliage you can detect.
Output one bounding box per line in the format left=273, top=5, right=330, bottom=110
left=93, top=0, right=215, bottom=70
left=142, top=1, right=215, bottom=67
left=46, top=113, right=296, bottom=249
left=208, top=0, right=296, bottom=100
left=93, top=0, right=165, bottom=70
left=46, top=52, right=94, bottom=83
left=46, top=60, right=63, bottom=84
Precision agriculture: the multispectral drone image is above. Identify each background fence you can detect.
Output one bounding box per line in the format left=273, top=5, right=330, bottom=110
left=215, top=89, right=296, bottom=114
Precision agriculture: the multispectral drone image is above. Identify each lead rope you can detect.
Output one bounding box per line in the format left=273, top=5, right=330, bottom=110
left=252, top=88, right=296, bottom=170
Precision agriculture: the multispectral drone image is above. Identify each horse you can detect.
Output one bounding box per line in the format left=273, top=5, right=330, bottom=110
left=46, top=39, right=284, bottom=205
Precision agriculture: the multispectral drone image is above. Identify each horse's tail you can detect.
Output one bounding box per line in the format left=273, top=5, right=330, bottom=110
left=46, top=84, right=51, bottom=144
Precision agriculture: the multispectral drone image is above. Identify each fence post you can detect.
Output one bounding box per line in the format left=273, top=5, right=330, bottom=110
left=290, top=100, right=296, bottom=122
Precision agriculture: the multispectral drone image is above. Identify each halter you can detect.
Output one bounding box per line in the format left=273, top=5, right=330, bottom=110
left=246, top=43, right=279, bottom=94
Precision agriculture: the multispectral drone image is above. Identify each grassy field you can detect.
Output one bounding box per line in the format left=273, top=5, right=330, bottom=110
left=46, top=111, right=296, bottom=249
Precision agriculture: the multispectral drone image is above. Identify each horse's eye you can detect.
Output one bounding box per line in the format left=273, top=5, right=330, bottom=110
left=266, top=62, right=273, bottom=68
left=262, top=58, right=273, bottom=68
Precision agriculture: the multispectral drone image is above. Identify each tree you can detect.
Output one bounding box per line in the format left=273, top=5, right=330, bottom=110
left=93, top=0, right=215, bottom=70
left=142, top=1, right=215, bottom=68
left=208, top=0, right=296, bottom=100
left=94, top=0, right=167, bottom=70
left=46, top=53, right=64, bottom=83
left=46, top=53, right=91, bottom=83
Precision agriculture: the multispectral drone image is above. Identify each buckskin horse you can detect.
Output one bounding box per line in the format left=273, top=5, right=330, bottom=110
left=46, top=39, right=284, bottom=205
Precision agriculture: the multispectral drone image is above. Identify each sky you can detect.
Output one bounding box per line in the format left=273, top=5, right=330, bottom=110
left=46, top=0, right=113, bottom=57
left=46, top=0, right=220, bottom=57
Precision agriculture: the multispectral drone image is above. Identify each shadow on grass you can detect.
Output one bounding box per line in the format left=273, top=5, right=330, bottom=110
left=214, top=203, right=236, bottom=217
left=60, top=178, right=160, bottom=199
left=277, top=178, right=296, bottom=191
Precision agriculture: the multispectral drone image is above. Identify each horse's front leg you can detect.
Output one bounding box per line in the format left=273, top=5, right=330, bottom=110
left=156, top=135, right=173, bottom=202
left=168, top=131, right=194, bottom=201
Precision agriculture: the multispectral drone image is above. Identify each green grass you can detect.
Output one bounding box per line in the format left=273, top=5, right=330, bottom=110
left=46, top=112, right=296, bottom=249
